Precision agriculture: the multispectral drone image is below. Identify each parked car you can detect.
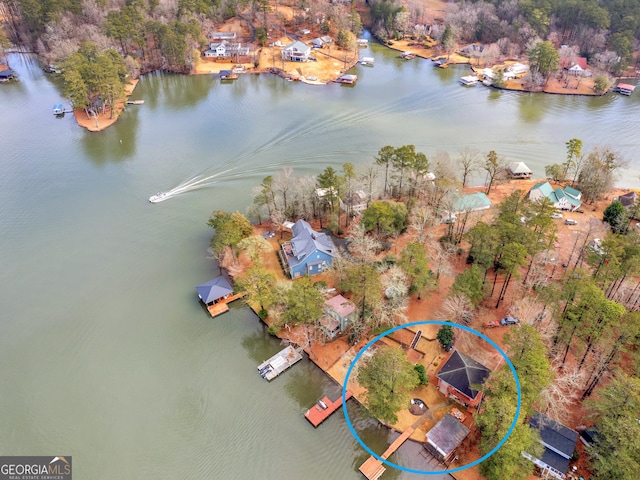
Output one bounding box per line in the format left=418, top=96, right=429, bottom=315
left=565, top=219, right=578, bottom=225
left=575, top=209, right=585, bottom=213
left=550, top=212, right=563, bottom=219
left=500, top=316, right=520, bottom=325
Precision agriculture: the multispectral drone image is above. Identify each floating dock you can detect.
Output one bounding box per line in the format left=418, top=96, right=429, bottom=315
left=258, top=345, right=303, bottom=381
left=304, top=391, right=353, bottom=427
left=359, top=410, right=431, bottom=479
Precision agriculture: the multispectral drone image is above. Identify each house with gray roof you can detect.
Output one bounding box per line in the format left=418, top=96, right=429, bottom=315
left=280, top=220, right=336, bottom=277
left=436, top=350, right=491, bottom=408
left=529, top=182, right=582, bottom=211
left=281, top=41, right=312, bottom=62
left=522, top=412, right=579, bottom=479
left=424, top=413, right=470, bottom=462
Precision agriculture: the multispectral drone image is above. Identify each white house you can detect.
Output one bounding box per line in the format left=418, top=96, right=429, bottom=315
left=282, top=41, right=312, bottom=62
left=529, top=182, right=582, bottom=211
left=506, top=63, right=529, bottom=75
left=204, top=40, right=249, bottom=58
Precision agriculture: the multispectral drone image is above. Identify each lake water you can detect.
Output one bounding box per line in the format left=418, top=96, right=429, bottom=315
left=0, top=40, right=638, bottom=479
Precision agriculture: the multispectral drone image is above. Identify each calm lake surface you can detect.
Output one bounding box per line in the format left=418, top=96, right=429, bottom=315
left=0, top=38, right=638, bottom=479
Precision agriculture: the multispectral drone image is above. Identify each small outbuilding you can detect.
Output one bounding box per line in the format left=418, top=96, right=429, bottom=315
left=424, top=413, right=470, bottom=462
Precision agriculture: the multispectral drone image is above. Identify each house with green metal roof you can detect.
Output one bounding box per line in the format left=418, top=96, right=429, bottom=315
left=529, top=182, right=582, bottom=211
left=453, top=192, right=492, bottom=214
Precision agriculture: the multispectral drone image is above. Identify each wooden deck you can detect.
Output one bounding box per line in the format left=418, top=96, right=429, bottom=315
left=206, top=293, right=243, bottom=317
left=304, top=391, right=353, bottom=427
left=359, top=410, right=431, bottom=479
left=257, top=345, right=304, bottom=381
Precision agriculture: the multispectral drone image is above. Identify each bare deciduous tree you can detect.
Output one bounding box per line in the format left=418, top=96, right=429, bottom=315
left=439, top=294, right=474, bottom=324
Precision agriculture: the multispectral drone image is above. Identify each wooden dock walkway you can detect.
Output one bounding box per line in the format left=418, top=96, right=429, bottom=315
left=257, top=345, right=304, bottom=381
left=358, top=410, right=431, bottom=480
left=207, top=293, right=243, bottom=317
left=304, top=391, right=353, bottom=427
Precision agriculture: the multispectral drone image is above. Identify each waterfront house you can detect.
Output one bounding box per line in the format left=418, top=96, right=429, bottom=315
left=205, top=40, right=249, bottom=59
left=340, top=190, right=368, bottom=214
left=529, top=182, right=582, bottom=211
left=452, top=192, right=492, bottom=214
left=436, top=350, right=491, bottom=408
left=321, top=294, right=357, bottom=339
left=522, top=412, right=579, bottom=480
left=561, top=57, right=588, bottom=76
left=506, top=63, right=530, bottom=76
left=507, top=161, right=532, bottom=179
left=424, top=413, right=470, bottom=463
left=280, top=220, right=336, bottom=277
left=282, top=41, right=311, bottom=62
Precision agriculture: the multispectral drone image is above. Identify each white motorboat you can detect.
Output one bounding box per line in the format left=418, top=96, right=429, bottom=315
left=149, top=192, right=168, bottom=203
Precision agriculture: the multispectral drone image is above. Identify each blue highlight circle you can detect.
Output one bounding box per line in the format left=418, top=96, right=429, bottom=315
left=341, top=320, right=521, bottom=475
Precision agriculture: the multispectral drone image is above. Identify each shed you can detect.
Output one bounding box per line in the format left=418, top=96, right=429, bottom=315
left=424, top=413, right=470, bottom=462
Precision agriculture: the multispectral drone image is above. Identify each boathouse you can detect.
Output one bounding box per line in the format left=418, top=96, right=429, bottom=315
left=616, top=83, right=636, bottom=96
left=52, top=104, right=65, bottom=115
left=219, top=70, right=238, bottom=80
left=522, top=412, right=579, bottom=480
left=424, top=413, right=470, bottom=463
left=0, top=69, right=16, bottom=82
left=280, top=220, right=336, bottom=278
left=436, top=350, right=491, bottom=409
left=195, top=275, right=241, bottom=317
left=507, top=161, right=532, bottom=179
left=336, top=74, right=357, bottom=84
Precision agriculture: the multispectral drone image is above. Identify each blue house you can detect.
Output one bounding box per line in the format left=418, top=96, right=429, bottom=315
left=281, top=220, right=336, bottom=277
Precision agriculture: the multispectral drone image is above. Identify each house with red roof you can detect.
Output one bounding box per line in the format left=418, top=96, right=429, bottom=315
left=560, top=56, right=589, bottom=76
left=320, top=294, right=357, bottom=339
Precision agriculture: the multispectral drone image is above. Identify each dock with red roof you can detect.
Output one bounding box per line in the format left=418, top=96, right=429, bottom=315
left=304, top=391, right=353, bottom=427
